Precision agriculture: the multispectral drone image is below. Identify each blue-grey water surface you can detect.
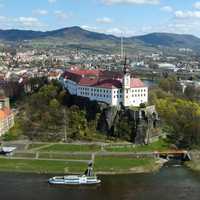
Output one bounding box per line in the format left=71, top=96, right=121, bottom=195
left=0, top=162, right=199, bottom=200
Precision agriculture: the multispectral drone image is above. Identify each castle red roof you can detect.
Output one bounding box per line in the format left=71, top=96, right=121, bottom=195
left=0, top=107, right=12, bottom=120
left=93, top=79, right=122, bottom=89
left=64, top=69, right=146, bottom=89
left=130, top=78, right=145, bottom=88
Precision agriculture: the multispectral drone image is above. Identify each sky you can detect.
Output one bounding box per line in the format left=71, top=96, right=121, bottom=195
left=1, top=0, right=200, bottom=37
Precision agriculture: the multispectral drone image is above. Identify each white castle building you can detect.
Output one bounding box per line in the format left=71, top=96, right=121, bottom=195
left=62, top=63, right=148, bottom=107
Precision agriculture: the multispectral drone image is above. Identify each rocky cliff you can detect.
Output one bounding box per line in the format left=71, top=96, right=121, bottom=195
left=97, top=105, right=159, bottom=144
left=64, top=91, right=160, bottom=144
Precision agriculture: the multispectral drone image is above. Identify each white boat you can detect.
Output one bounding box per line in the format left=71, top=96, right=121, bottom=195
left=48, top=163, right=101, bottom=185
left=48, top=175, right=101, bottom=185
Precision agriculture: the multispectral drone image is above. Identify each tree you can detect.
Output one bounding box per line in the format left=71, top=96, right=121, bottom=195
left=184, top=85, right=200, bottom=101
left=156, top=98, right=200, bottom=148
left=159, top=76, right=178, bottom=94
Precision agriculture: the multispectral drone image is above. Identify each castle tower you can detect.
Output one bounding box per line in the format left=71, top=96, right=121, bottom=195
left=123, top=57, right=131, bottom=107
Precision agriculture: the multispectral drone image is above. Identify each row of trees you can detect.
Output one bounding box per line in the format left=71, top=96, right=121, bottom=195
left=150, top=76, right=200, bottom=148
left=20, top=82, right=100, bottom=141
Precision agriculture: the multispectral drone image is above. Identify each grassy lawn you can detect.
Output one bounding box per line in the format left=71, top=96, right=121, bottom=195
left=94, top=156, right=157, bottom=173
left=40, top=144, right=101, bottom=152
left=38, top=153, right=91, bottom=160
left=27, top=143, right=49, bottom=150
left=0, top=158, right=87, bottom=174
left=105, top=139, right=170, bottom=152
left=13, top=152, right=36, bottom=158
left=0, top=156, right=159, bottom=174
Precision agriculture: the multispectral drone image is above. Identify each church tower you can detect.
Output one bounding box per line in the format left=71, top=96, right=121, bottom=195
left=123, top=57, right=131, bottom=107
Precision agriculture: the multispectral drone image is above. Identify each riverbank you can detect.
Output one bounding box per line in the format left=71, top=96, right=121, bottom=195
left=0, top=139, right=171, bottom=174
left=0, top=157, right=164, bottom=175
left=185, top=161, right=200, bottom=172
left=184, top=151, right=200, bottom=172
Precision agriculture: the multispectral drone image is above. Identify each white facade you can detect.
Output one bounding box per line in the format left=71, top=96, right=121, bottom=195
left=62, top=75, right=148, bottom=107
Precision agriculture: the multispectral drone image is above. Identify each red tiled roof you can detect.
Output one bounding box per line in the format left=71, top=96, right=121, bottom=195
left=93, top=79, right=122, bottom=89
left=0, top=96, right=6, bottom=100
left=64, top=69, right=146, bottom=89
left=130, top=78, right=145, bottom=88
left=0, top=107, right=12, bottom=120
left=78, top=78, right=98, bottom=86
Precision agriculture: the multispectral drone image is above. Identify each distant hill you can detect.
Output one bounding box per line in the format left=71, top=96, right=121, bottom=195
left=0, top=26, right=118, bottom=42
left=0, top=26, right=200, bottom=53
left=133, top=32, right=200, bottom=50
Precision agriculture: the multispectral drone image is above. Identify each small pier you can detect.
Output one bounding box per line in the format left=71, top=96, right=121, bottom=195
left=154, top=150, right=191, bottom=161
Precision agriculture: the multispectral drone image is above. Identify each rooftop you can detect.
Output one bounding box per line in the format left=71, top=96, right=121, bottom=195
left=64, top=69, right=146, bottom=89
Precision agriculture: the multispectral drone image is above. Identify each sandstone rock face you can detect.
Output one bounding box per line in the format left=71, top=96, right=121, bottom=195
left=64, top=92, right=160, bottom=144
left=97, top=104, right=160, bottom=144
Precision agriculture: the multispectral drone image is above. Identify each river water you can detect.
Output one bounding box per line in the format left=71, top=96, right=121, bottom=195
left=0, top=162, right=200, bottom=200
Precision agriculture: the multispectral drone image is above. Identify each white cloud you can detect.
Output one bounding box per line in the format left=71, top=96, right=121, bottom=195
left=101, top=0, right=160, bottom=5
left=81, top=25, right=135, bottom=36
left=33, top=9, right=48, bottom=16
left=0, top=15, right=47, bottom=30
left=96, top=17, right=113, bottom=24
left=54, top=10, right=70, bottom=20
left=0, top=16, right=7, bottom=21
left=48, top=0, right=57, bottom=3
left=161, top=6, right=173, bottom=13
left=175, top=10, right=200, bottom=19
left=16, top=17, right=43, bottom=28
left=81, top=25, right=98, bottom=31
left=193, top=2, right=200, bottom=9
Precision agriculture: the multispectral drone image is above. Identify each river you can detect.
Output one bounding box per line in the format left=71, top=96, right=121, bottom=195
left=0, top=161, right=200, bottom=200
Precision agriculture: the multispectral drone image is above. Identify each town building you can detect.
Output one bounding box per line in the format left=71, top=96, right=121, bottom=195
left=62, top=61, right=148, bottom=107
left=0, top=96, right=14, bottom=136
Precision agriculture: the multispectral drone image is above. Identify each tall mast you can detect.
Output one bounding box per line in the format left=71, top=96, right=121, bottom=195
left=121, top=34, right=124, bottom=59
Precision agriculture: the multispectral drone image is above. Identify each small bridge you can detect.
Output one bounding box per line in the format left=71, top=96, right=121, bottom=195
left=154, top=150, right=191, bottom=161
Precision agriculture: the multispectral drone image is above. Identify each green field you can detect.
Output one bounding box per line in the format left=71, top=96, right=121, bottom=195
left=0, top=157, right=159, bottom=174
left=94, top=156, right=157, bottom=173
left=40, top=144, right=101, bottom=152
left=13, top=152, right=36, bottom=158
left=38, top=153, right=91, bottom=160
left=28, top=143, right=48, bottom=150
left=105, top=139, right=170, bottom=152
left=0, top=158, right=86, bottom=173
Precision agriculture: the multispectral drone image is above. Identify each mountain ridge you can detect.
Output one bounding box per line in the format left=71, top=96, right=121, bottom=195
left=0, top=26, right=200, bottom=53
